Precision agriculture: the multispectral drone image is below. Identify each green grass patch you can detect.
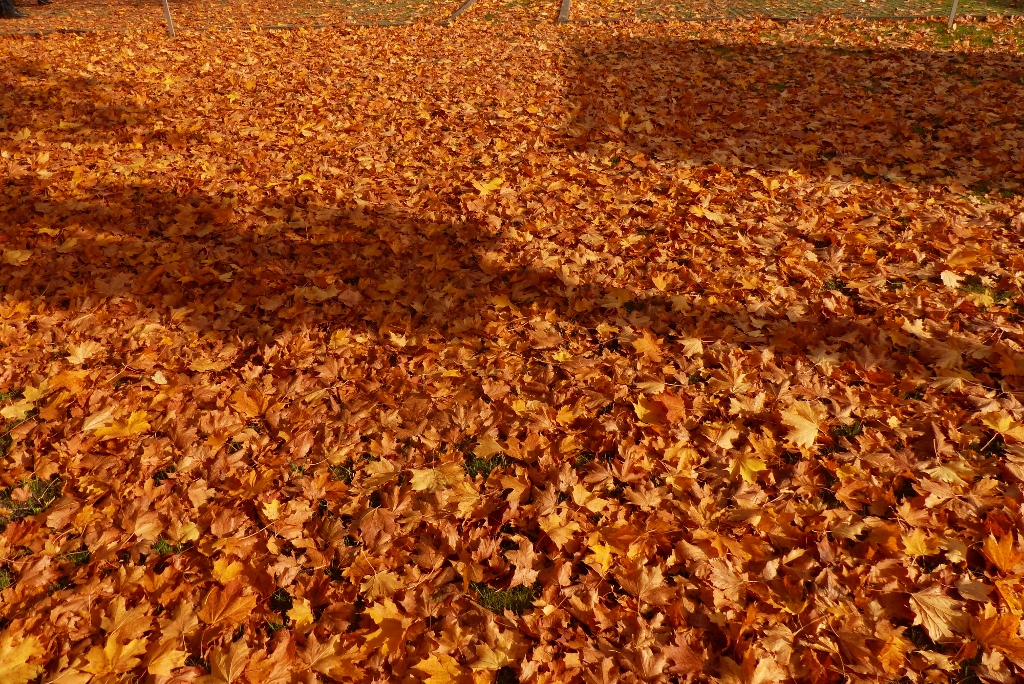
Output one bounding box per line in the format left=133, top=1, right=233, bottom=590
left=0, top=477, right=62, bottom=529
left=330, top=457, right=356, bottom=485
left=61, top=547, right=91, bottom=566
left=0, top=567, right=14, bottom=591
left=832, top=421, right=864, bottom=440
left=152, top=538, right=185, bottom=556
left=472, top=582, right=536, bottom=615
left=153, top=465, right=177, bottom=484
left=464, top=453, right=508, bottom=480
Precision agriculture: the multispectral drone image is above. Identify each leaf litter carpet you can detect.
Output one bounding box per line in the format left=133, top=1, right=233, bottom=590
left=2, top=15, right=1024, bottom=684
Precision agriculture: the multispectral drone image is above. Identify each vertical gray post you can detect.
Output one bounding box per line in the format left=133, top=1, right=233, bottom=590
left=162, top=0, right=176, bottom=36
left=947, top=0, right=959, bottom=28
left=558, top=0, right=570, bottom=22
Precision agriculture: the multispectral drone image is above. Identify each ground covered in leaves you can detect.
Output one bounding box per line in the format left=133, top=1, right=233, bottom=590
left=3, top=14, right=1024, bottom=684
left=3, top=0, right=1023, bottom=34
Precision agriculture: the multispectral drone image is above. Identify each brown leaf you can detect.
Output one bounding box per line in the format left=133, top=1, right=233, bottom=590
left=198, top=580, right=258, bottom=628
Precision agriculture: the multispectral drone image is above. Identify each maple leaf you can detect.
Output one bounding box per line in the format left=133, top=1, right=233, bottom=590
left=902, top=528, right=940, bottom=557
left=412, top=653, right=466, bottom=684
left=146, top=639, right=187, bottom=676
left=198, top=579, right=258, bottom=628
left=718, top=651, right=786, bottom=684
left=93, top=411, right=150, bottom=439
left=287, top=597, right=314, bottom=629
left=910, top=586, right=967, bottom=641
left=983, top=535, right=1024, bottom=574
left=472, top=176, right=503, bottom=196
left=230, top=389, right=266, bottom=418
left=663, top=632, right=703, bottom=677
left=780, top=401, right=826, bottom=449
left=971, top=609, right=1024, bottom=664
left=471, top=643, right=515, bottom=672
left=298, top=634, right=345, bottom=676
left=101, top=597, right=153, bottom=642
left=658, top=392, right=687, bottom=423
left=198, top=641, right=249, bottom=684
left=212, top=557, right=245, bottom=584
left=634, top=395, right=667, bottom=426
left=244, top=637, right=293, bottom=684
left=614, top=563, right=673, bottom=606
left=982, top=412, right=1024, bottom=443
left=539, top=513, right=580, bottom=549
left=0, top=632, right=44, bottom=684
left=81, top=406, right=117, bottom=432
left=877, top=629, right=913, bottom=675
left=0, top=399, right=34, bottom=422
left=2, top=249, right=31, bottom=266
left=584, top=541, right=615, bottom=576
left=473, top=434, right=504, bottom=460
left=361, top=599, right=408, bottom=658
left=82, top=635, right=149, bottom=677
left=66, top=340, right=104, bottom=365
left=631, top=330, right=663, bottom=362
left=731, top=453, right=766, bottom=484
left=505, top=538, right=541, bottom=586
left=361, top=571, right=402, bottom=600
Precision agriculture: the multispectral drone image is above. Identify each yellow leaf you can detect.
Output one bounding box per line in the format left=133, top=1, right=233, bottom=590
left=473, top=435, right=504, bottom=459
left=634, top=396, right=666, bottom=426
left=0, top=632, right=44, bottom=684
left=94, top=411, right=150, bottom=440
left=902, top=528, right=940, bottom=557
left=731, top=453, right=766, bottom=484
left=473, top=177, right=504, bottom=196
left=81, top=406, right=117, bottom=432
left=361, top=600, right=408, bottom=658
left=983, top=535, right=1024, bottom=574
left=877, top=631, right=912, bottom=675
left=940, top=270, right=962, bottom=288
left=780, top=401, right=826, bottom=449
left=631, top=331, right=662, bottom=362
left=471, top=643, right=513, bottom=672
left=902, top=318, right=932, bottom=339
left=146, top=640, right=187, bottom=676
left=982, top=412, right=1024, bottom=442
left=201, top=641, right=249, bottom=684
left=585, top=541, right=614, bottom=576
left=679, top=338, right=704, bottom=356
left=409, top=468, right=446, bottom=493
left=0, top=399, right=34, bottom=422
left=361, top=572, right=402, bottom=601
left=2, top=250, right=31, bottom=266
left=66, top=340, right=105, bottom=365
left=198, top=580, right=258, bottom=628
left=230, top=390, right=264, bottom=419
left=413, top=653, right=466, bottom=684
left=539, top=513, right=580, bottom=548
left=287, top=598, right=314, bottom=629
left=261, top=499, right=282, bottom=521
left=700, top=422, right=740, bottom=450
left=212, top=558, right=244, bottom=584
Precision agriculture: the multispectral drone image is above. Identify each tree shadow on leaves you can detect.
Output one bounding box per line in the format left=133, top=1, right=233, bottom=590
left=3, top=36, right=1023, bottom=397
left=562, top=36, right=1024, bottom=192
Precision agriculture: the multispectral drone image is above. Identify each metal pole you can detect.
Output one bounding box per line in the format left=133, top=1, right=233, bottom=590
left=162, top=0, right=176, bottom=37
left=947, top=0, right=959, bottom=29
